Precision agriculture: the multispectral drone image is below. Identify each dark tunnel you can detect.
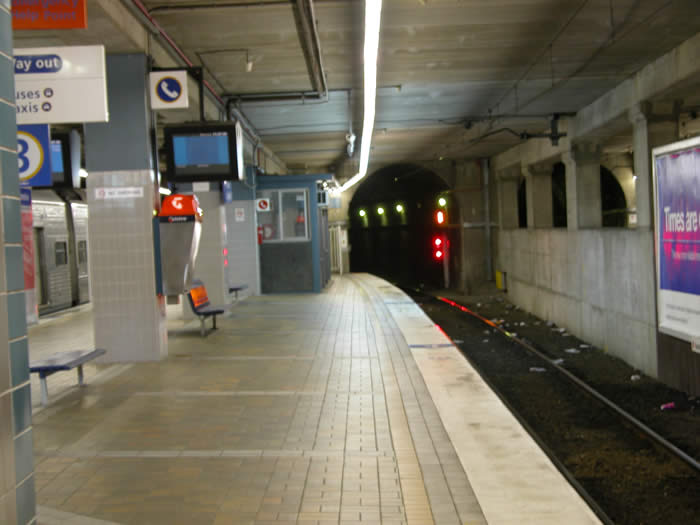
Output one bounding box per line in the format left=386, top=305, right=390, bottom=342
left=349, top=164, right=452, bottom=288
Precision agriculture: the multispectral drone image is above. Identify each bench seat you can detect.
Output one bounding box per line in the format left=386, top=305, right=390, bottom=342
left=30, top=348, right=107, bottom=406
left=187, top=280, right=232, bottom=336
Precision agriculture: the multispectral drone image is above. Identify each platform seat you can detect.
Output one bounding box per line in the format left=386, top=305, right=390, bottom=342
left=187, top=280, right=232, bottom=336
left=228, top=284, right=249, bottom=301
left=30, top=348, right=107, bottom=406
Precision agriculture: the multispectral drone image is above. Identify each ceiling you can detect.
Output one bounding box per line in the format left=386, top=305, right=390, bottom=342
left=12, top=0, right=700, bottom=177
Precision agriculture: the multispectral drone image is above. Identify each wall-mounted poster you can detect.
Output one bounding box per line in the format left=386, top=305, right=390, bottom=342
left=653, top=137, right=700, bottom=345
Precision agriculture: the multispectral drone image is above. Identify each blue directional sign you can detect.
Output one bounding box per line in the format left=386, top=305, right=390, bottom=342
left=150, top=71, right=189, bottom=110
left=17, top=124, right=52, bottom=187
left=156, top=77, right=183, bottom=103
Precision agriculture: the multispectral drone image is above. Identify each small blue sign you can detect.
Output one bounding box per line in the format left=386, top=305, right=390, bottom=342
left=17, top=124, right=52, bottom=187
left=14, top=54, right=63, bottom=74
left=20, top=188, right=32, bottom=207
left=156, top=77, right=183, bottom=103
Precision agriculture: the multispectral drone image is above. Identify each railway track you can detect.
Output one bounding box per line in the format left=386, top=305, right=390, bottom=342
left=403, top=287, right=700, bottom=525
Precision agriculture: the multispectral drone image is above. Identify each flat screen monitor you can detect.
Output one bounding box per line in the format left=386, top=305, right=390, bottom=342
left=164, top=123, right=240, bottom=183
left=46, top=133, right=73, bottom=188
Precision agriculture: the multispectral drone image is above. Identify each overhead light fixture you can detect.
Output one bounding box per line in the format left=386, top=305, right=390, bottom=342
left=79, top=168, right=88, bottom=178
left=340, top=0, right=383, bottom=193
left=159, top=187, right=172, bottom=195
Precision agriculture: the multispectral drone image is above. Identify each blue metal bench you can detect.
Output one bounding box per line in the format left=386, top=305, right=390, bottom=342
left=187, top=280, right=232, bottom=336
left=30, top=348, right=107, bottom=406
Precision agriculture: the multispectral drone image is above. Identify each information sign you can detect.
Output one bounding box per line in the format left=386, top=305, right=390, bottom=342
left=12, top=0, right=87, bottom=30
left=14, top=45, right=108, bottom=124
left=17, top=124, right=52, bottom=187
left=256, top=198, right=270, bottom=212
left=149, top=71, right=189, bottom=110
left=653, top=137, right=700, bottom=343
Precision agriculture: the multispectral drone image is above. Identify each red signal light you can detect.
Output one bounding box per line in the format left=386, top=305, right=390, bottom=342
left=433, top=236, right=444, bottom=260
left=436, top=210, right=445, bottom=224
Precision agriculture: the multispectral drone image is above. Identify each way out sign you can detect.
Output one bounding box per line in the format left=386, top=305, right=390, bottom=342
left=149, top=70, right=189, bottom=110
left=17, top=124, right=52, bottom=187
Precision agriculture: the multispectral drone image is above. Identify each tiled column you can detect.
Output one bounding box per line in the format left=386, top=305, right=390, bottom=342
left=562, top=143, right=602, bottom=230
left=84, top=55, right=167, bottom=362
left=0, top=5, right=37, bottom=524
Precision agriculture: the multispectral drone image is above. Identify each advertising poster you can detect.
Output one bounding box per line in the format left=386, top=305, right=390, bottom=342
left=653, top=138, right=700, bottom=344
left=20, top=188, right=38, bottom=324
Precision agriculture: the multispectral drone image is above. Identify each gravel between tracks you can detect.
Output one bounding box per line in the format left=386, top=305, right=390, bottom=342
left=411, top=289, right=700, bottom=525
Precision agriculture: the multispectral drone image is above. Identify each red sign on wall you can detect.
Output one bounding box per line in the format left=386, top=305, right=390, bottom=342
left=20, top=188, right=34, bottom=289
left=12, top=0, right=87, bottom=30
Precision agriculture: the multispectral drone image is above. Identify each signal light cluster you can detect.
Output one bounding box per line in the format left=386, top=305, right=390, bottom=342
left=358, top=203, right=406, bottom=218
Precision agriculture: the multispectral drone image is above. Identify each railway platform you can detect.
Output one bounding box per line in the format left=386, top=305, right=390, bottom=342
left=30, top=274, right=600, bottom=525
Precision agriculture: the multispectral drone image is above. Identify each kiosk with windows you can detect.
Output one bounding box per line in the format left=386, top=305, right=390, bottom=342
left=256, top=174, right=332, bottom=293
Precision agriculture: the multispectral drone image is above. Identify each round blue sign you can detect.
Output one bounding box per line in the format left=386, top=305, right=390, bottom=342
left=156, top=77, right=182, bottom=103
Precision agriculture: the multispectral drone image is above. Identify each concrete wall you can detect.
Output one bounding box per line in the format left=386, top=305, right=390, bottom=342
left=497, top=228, right=657, bottom=375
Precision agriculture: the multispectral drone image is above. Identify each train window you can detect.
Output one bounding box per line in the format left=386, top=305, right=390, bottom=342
left=78, top=240, right=88, bottom=264
left=55, top=242, right=68, bottom=266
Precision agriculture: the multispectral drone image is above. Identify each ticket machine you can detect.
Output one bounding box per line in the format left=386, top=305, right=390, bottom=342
left=158, top=194, right=203, bottom=301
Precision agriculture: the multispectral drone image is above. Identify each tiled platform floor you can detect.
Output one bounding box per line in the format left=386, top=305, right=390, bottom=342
left=29, top=275, right=600, bottom=525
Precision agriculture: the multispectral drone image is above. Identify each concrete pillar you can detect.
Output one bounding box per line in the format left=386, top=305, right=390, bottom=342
left=562, top=143, right=602, bottom=230
left=225, top=182, right=259, bottom=296
left=523, top=164, right=553, bottom=228
left=629, top=104, right=653, bottom=229
left=497, top=169, right=520, bottom=230
left=628, top=103, right=680, bottom=229
left=84, top=55, right=167, bottom=362
left=0, top=6, right=37, bottom=524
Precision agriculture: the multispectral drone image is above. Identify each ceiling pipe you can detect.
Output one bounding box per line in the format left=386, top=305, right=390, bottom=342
left=149, top=0, right=348, bottom=13
left=292, top=0, right=329, bottom=98
left=128, top=0, right=264, bottom=145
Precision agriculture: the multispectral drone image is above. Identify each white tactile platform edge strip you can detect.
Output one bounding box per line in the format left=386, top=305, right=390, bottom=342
left=363, top=276, right=602, bottom=525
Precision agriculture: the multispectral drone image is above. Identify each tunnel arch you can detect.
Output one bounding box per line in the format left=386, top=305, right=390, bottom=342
left=349, top=163, right=452, bottom=287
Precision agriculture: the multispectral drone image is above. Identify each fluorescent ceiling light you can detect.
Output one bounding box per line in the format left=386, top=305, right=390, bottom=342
left=340, top=0, right=382, bottom=193
left=159, top=187, right=172, bottom=195
left=79, top=168, right=88, bottom=178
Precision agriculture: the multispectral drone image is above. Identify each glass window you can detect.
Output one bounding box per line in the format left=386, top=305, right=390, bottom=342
left=55, top=242, right=67, bottom=266
left=282, top=191, right=307, bottom=239
left=256, top=189, right=309, bottom=242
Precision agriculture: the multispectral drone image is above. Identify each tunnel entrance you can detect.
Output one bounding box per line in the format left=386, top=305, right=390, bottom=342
left=349, top=164, right=451, bottom=288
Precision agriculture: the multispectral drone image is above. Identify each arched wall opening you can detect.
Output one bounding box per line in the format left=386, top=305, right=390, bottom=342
left=349, top=164, right=452, bottom=288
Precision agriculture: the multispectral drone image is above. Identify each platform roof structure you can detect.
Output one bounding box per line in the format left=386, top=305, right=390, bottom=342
left=12, top=0, right=700, bottom=176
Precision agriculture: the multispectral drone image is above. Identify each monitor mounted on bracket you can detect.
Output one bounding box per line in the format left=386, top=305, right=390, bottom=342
left=163, top=122, right=243, bottom=183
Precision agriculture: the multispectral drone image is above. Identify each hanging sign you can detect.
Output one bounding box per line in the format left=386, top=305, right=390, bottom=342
left=16, top=124, right=52, bottom=187
left=12, top=0, right=87, bottom=30
left=149, top=70, right=189, bottom=110
left=652, top=137, right=700, bottom=343
left=14, top=45, right=108, bottom=124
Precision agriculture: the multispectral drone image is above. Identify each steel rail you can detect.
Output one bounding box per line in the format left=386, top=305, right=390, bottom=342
left=434, top=294, right=700, bottom=474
